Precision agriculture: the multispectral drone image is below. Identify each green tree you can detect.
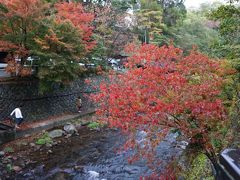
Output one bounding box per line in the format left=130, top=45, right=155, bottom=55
left=173, top=8, right=219, bottom=54
left=0, top=0, right=48, bottom=75
left=84, top=0, right=135, bottom=62
left=159, top=0, right=186, bottom=27
left=133, top=0, right=187, bottom=45
left=0, top=0, right=95, bottom=91
left=210, top=3, right=240, bottom=68
left=134, top=0, right=164, bottom=44
left=209, top=0, right=240, bottom=145
left=34, top=21, right=86, bottom=91
left=136, top=0, right=163, bottom=34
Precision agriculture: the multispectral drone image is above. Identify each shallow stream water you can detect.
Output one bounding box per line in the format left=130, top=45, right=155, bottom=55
left=15, top=127, right=183, bottom=180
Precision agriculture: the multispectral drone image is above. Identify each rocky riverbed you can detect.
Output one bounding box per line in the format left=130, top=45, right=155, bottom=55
left=0, top=119, right=185, bottom=180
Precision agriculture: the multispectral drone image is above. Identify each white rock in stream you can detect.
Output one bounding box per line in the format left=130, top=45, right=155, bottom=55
left=0, top=151, right=5, bottom=157
left=64, top=123, right=78, bottom=134
left=136, top=130, right=148, bottom=148
left=88, top=170, right=99, bottom=180
left=179, top=141, right=189, bottom=149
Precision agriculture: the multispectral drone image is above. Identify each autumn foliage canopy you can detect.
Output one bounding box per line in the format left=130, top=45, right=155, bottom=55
left=0, top=0, right=95, bottom=82
left=55, top=2, right=95, bottom=52
left=92, top=44, right=230, bottom=163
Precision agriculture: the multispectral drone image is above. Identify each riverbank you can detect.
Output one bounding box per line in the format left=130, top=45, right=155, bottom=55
left=0, top=114, right=185, bottom=180
left=0, top=115, right=100, bottom=179
left=0, top=109, right=95, bottom=145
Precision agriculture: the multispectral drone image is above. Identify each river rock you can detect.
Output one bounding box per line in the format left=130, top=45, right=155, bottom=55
left=65, top=134, right=72, bottom=138
left=30, top=143, right=35, bottom=147
left=112, top=128, right=118, bottom=131
left=48, top=129, right=65, bottom=138
left=0, top=151, right=5, bottom=157
left=177, top=141, right=189, bottom=150
left=75, top=124, right=82, bottom=129
left=12, top=156, right=17, bottom=160
left=50, top=172, right=69, bottom=180
left=34, top=145, right=41, bottom=151
left=123, top=166, right=140, bottom=174
left=13, top=166, right=22, bottom=172
left=74, top=165, right=84, bottom=172
left=21, top=142, right=28, bottom=146
left=18, top=159, right=26, bottom=167
left=95, top=127, right=101, bottom=132
left=2, top=158, right=10, bottom=164
left=112, top=166, right=123, bottom=173
left=64, top=123, right=77, bottom=134
left=88, top=171, right=99, bottom=180
left=46, top=143, right=52, bottom=148
left=81, top=120, right=90, bottom=126
left=52, top=141, right=58, bottom=146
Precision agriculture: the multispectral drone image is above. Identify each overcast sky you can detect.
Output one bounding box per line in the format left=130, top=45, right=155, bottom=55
left=184, top=0, right=226, bottom=8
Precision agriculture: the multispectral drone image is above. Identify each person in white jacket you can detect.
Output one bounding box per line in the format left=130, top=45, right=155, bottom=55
left=10, top=105, right=24, bottom=129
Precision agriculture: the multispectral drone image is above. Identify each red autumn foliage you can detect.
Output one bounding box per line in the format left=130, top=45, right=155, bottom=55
left=0, top=41, right=18, bottom=52
left=0, top=0, right=45, bottom=18
left=0, top=1, right=95, bottom=77
left=0, top=0, right=47, bottom=40
left=0, top=40, right=29, bottom=75
left=92, top=43, right=230, bottom=172
left=0, top=0, right=48, bottom=76
left=55, top=2, right=95, bottom=52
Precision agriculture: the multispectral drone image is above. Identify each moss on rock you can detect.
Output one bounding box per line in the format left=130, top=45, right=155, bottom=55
left=180, top=153, right=214, bottom=180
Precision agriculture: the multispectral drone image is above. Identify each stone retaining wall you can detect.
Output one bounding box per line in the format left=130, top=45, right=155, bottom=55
left=0, top=76, right=102, bottom=122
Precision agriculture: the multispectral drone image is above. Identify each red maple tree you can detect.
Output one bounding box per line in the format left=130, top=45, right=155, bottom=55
left=0, top=0, right=48, bottom=76
left=55, top=2, right=95, bottom=52
left=0, top=1, right=95, bottom=78
left=92, top=43, right=231, bottom=174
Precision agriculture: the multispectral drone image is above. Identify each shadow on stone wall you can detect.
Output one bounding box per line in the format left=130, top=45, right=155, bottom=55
left=0, top=76, right=103, bottom=122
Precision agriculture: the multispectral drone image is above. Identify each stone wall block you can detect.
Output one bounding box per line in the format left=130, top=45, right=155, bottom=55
left=0, top=76, right=102, bottom=122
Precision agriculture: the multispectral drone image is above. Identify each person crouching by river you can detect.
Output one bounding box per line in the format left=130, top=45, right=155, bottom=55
left=10, top=105, right=24, bottom=129
left=77, top=96, right=82, bottom=113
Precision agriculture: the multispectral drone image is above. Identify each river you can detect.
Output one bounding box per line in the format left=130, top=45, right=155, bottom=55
left=10, top=126, right=184, bottom=180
